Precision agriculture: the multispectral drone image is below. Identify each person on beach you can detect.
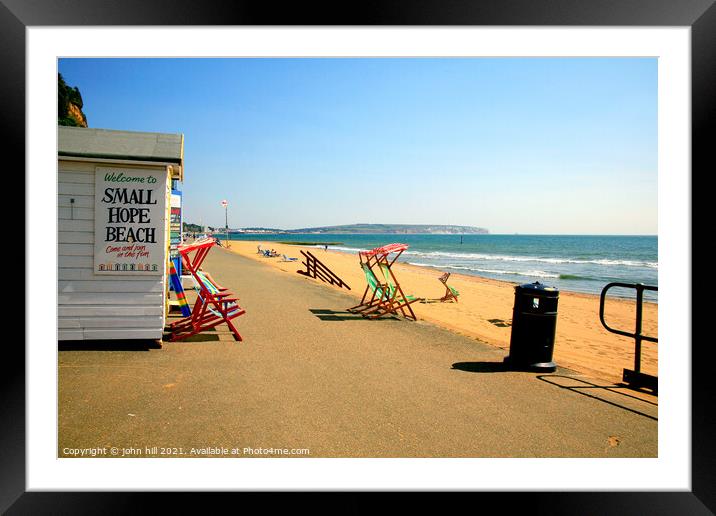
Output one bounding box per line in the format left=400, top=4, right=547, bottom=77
left=324, top=245, right=328, bottom=252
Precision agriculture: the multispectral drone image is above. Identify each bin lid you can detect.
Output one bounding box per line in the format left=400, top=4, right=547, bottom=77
left=515, top=281, right=559, bottom=297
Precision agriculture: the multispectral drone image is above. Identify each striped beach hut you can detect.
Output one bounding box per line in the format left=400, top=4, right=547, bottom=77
left=58, top=126, right=184, bottom=341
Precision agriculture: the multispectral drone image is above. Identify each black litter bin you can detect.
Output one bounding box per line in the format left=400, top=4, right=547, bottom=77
left=504, top=281, right=559, bottom=372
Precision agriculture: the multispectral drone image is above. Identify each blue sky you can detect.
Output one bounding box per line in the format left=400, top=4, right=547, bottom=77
left=58, top=58, right=657, bottom=234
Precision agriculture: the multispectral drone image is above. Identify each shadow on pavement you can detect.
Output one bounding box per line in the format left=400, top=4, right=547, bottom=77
left=536, top=374, right=658, bottom=420
left=58, top=339, right=161, bottom=351
left=452, top=361, right=509, bottom=373
left=162, top=333, right=222, bottom=342
left=309, top=308, right=400, bottom=322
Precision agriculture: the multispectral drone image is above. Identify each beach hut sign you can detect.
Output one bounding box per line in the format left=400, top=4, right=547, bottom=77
left=94, top=166, right=167, bottom=275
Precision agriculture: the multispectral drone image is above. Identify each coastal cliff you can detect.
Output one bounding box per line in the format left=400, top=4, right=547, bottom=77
left=58, top=73, right=88, bottom=127
left=187, top=223, right=490, bottom=235
left=289, top=224, right=489, bottom=235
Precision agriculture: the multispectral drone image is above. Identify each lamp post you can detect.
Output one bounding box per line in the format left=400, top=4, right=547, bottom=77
left=220, top=200, right=228, bottom=246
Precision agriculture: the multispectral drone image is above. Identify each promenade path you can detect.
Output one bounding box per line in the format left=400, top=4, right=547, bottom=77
left=59, top=247, right=657, bottom=458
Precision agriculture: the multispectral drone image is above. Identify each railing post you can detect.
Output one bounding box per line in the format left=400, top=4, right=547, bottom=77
left=599, top=281, right=657, bottom=393
left=634, top=284, right=644, bottom=374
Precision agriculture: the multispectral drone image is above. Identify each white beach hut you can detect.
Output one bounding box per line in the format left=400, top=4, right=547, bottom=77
left=58, top=126, right=184, bottom=341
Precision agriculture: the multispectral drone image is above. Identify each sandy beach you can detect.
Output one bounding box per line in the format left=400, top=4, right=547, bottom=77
left=226, top=240, right=658, bottom=385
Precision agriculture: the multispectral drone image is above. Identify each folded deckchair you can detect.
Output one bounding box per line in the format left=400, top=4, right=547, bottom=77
left=438, top=272, right=460, bottom=303
left=282, top=254, right=298, bottom=262
left=167, top=238, right=245, bottom=342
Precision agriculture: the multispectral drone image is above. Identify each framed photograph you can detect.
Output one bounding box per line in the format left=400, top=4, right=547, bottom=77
left=8, top=0, right=711, bottom=512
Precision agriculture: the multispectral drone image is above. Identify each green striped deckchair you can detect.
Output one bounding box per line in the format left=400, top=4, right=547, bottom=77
left=348, top=263, right=389, bottom=313
left=379, top=263, right=420, bottom=303
left=348, top=243, right=420, bottom=320
left=360, top=262, right=420, bottom=320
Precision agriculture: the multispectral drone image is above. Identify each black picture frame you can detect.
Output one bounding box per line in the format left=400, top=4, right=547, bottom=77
left=5, top=1, right=711, bottom=513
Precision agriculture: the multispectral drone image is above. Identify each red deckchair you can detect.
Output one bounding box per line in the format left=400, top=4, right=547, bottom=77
left=167, top=238, right=246, bottom=341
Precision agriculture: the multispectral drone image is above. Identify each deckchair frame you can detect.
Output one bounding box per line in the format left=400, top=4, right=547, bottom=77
left=348, top=243, right=419, bottom=320
left=167, top=238, right=245, bottom=341
left=297, top=250, right=351, bottom=290
left=348, top=262, right=388, bottom=314
left=365, top=262, right=421, bottom=319
left=438, top=272, right=460, bottom=303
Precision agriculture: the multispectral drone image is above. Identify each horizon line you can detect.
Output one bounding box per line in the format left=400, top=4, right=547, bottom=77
left=187, top=228, right=657, bottom=237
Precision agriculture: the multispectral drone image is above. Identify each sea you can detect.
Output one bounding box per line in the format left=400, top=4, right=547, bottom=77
left=222, top=233, right=658, bottom=301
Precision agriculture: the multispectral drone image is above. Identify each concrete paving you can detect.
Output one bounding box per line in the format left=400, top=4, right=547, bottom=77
left=58, top=247, right=657, bottom=458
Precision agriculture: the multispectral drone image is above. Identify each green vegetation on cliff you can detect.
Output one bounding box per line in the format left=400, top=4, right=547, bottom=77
left=58, top=73, right=88, bottom=127
left=183, top=223, right=216, bottom=233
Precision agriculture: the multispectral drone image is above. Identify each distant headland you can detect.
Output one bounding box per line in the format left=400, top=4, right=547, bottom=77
left=184, top=223, right=489, bottom=235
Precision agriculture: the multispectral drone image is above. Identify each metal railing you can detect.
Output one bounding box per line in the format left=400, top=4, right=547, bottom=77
left=599, top=282, right=658, bottom=393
